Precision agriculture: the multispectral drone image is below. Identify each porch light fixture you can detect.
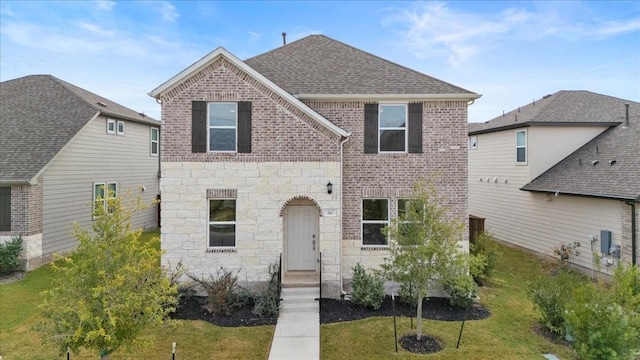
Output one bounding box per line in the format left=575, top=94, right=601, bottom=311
left=327, top=182, right=333, bottom=194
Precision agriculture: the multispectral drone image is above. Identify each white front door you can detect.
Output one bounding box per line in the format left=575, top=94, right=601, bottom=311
left=287, top=205, right=317, bottom=271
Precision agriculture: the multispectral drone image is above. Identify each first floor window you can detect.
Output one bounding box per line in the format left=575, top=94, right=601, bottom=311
left=209, top=199, right=236, bottom=247
left=107, top=119, right=116, bottom=134
left=93, top=183, right=105, bottom=217
left=150, top=127, right=159, bottom=155
left=209, top=102, right=237, bottom=152
left=362, top=199, right=389, bottom=245
left=107, top=182, right=118, bottom=213
left=516, top=130, right=526, bottom=163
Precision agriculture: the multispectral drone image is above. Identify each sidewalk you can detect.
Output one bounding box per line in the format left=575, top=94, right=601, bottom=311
left=268, top=287, right=320, bottom=360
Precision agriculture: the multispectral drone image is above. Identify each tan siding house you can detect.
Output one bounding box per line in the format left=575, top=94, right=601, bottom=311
left=0, top=75, right=160, bottom=269
left=469, top=91, right=640, bottom=277
left=150, top=35, right=478, bottom=297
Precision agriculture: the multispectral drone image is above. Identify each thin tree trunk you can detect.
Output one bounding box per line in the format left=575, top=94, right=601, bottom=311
left=416, top=288, right=424, bottom=340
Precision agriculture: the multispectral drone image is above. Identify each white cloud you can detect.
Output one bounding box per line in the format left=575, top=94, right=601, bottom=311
left=94, top=0, right=115, bottom=11
left=158, top=1, right=179, bottom=22
left=248, top=31, right=261, bottom=43
left=75, top=22, right=115, bottom=36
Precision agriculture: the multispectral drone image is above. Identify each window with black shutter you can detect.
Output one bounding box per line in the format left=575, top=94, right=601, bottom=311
left=364, top=103, right=422, bottom=154
left=0, top=187, right=11, bottom=231
left=192, top=101, right=252, bottom=153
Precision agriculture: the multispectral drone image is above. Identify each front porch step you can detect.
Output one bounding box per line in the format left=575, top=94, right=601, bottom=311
left=281, top=273, right=319, bottom=288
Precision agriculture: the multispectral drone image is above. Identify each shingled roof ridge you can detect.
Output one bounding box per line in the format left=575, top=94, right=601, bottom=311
left=246, top=34, right=476, bottom=95
left=46, top=75, right=103, bottom=114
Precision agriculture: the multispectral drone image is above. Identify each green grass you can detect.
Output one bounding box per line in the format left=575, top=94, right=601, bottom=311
left=321, top=241, right=579, bottom=359
left=0, top=230, right=274, bottom=359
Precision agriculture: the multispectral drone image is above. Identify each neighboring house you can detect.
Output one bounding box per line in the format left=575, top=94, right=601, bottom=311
left=0, top=75, right=161, bottom=269
left=469, top=90, right=640, bottom=276
left=149, top=35, right=479, bottom=297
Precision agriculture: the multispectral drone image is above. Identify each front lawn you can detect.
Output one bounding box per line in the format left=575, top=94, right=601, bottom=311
left=321, top=240, right=579, bottom=359
left=0, top=230, right=274, bottom=360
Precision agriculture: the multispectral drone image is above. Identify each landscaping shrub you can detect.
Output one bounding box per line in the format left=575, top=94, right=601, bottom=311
left=527, top=268, right=583, bottom=336
left=445, top=273, right=477, bottom=309
left=190, top=267, right=246, bottom=316
left=350, top=263, right=385, bottom=310
left=252, top=262, right=280, bottom=318
left=0, top=236, right=23, bottom=275
left=398, top=281, right=419, bottom=307
left=470, top=231, right=500, bottom=281
left=565, top=284, right=639, bottom=360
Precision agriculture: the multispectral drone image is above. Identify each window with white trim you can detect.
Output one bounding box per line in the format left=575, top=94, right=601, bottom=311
left=362, top=199, right=389, bottom=246
left=107, top=119, right=116, bottom=134
left=208, top=103, right=237, bottom=152
left=516, top=130, right=527, bottom=163
left=469, top=136, right=478, bottom=149
left=117, top=120, right=125, bottom=135
left=209, top=199, right=236, bottom=247
left=93, top=182, right=118, bottom=218
left=107, top=182, right=118, bottom=213
left=379, top=104, right=407, bottom=152
left=150, top=127, right=159, bottom=156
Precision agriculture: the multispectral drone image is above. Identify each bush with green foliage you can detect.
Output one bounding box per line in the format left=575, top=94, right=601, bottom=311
left=527, top=268, right=583, bottom=336
left=445, top=273, right=477, bottom=309
left=252, top=262, right=281, bottom=317
left=397, top=281, right=419, bottom=307
left=190, top=267, right=247, bottom=316
left=0, top=235, right=23, bottom=275
left=350, top=263, right=385, bottom=310
left=470, top=231, right=500, bottom=281
left=565, top=283, right=639, bottom=360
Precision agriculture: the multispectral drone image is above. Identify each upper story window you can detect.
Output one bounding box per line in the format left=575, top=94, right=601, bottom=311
left=209, top=199, right=236, bottom=247
left=208, top=103, right=237, bottom=152
left=117, top=120, right=125, bottom=135
left=379, top=104, right=407, bottom=152
left=364, top=103, right=422, bottom=154
left=362, top=199, right=389, bottom=246
left=469, top=136, right=478, bottom=149
left=191, top=101, right=252, bottom=154
left=516, top=130, right=527, bottom=164
left=150, top=127, right=159, bottom=156
left=107, top=119, right=116, bottom=134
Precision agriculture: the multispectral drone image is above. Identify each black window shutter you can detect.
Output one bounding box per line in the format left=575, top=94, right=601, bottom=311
left=408, top=102, right=423, bottom=153
left=237, top=101, right=252, bottom=153
left=192, top=101, right=207, bottom=153
left=364, top=103, right=378, bottom=153
left=0, top=187, right=11, bottom=231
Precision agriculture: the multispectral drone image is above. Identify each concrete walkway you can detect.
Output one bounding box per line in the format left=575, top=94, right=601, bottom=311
left=268, top=287, right=320, bottom=360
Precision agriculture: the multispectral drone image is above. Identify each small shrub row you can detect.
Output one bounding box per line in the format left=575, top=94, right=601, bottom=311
left=528, top=264, right=640, bottom=359
left=0, top=236, right=23, bottom=275
left=470, top=231, right=500, bottom=282
left=350, top=263, right=385, bottom=310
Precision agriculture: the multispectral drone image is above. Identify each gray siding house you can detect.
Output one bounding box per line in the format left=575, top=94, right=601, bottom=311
left=0, top=75, right=161, bottom=269
left=469, top=91, right=639, bottom=277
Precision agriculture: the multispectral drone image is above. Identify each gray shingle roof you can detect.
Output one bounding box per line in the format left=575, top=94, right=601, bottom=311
left=245, top=35, right=477, bottom=96
left=469, top=91, right=627, bottom=135
left=0, top=75, right=158, bottom=183
left=521, top=102, right=640, bottom=201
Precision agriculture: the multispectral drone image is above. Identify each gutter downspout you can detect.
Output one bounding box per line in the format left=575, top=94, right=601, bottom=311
left=626, top=200, right=637, bottom=266
left=339, top=135, right=350, bottom=297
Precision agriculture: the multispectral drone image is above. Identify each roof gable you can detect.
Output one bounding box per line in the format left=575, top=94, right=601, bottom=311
left=149, top=46, right=349, bottom=138
left=470, top=90, right=629, bottom=135
left=521, top=101, right=640, bottom=201
left=245, top=35, right=478, bottom=99
left=0, top=75, right=158, bottom=183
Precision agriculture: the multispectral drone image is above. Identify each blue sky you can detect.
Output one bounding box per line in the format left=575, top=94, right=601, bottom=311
left=1, top=1, right=638, bottom=122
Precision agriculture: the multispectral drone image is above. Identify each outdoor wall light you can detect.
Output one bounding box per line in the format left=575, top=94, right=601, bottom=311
left=327, top=182, right=333, bottom=194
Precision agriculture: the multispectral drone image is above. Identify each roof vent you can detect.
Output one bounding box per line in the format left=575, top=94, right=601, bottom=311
left=138, top=112, right=146, bottom=118
left=591, top=160, right=599, bottom=166
left=542, top=94, right=552, bottom=99
left=608, top=160, right=616, bottom=166
left=97, top=101, right=107, bottom=107
left=282, top=32, right=287, bottom=45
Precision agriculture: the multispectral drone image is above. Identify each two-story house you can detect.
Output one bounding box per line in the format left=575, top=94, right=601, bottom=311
left=0, top=75, right=160, bottom=269
left=469, top=91, right=639, bottom=277
left=150, top=35, right=479, bottom=297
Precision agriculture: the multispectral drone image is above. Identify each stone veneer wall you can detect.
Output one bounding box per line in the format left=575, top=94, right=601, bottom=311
left=304, top=100, right=469, bottom=285
left=161, top=161, right=342, bottom=296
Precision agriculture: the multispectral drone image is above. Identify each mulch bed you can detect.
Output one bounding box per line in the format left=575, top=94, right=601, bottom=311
left=400, top=333, right=444, bottom=354
left=171, top=295, right=491, bottom=328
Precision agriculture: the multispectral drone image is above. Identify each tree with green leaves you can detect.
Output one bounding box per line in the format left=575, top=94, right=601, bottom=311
left=36, top=192, right=178, bottom=359
left=382, top=183, right=474, bottom=340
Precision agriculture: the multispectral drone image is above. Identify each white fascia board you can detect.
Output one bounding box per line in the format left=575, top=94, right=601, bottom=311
left=148, top=47, right=349, bottom=138
left=296, top=93, right=482, bottom=102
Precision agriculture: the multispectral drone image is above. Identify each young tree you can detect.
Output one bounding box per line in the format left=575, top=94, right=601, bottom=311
left=382, top=183, right=473, bottom=340
left=37, top=192, right=178, bottom=359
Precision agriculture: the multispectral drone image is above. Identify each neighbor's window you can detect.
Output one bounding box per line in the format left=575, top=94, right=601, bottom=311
left=516, top=130, right=527, bottom=163
left=117, top=120, right=125, bottom=135
left=93, top=183, right=105, bottom=217
left=208, top=103, right=237, bottom=152
left=379, top=104, right=407, bottom=152
left=0, top=187, right=11, bottom=231
left=107, top=119, right=116, bottom=134
left=150, top=127, right=159, bottom=156
left=107, top=182, right=118, bottom=213
left=362, top=199, right=389, bottom=246
left=469, top=136, right=478, bottom=149
left=209, top=199, right=236, bottom=247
